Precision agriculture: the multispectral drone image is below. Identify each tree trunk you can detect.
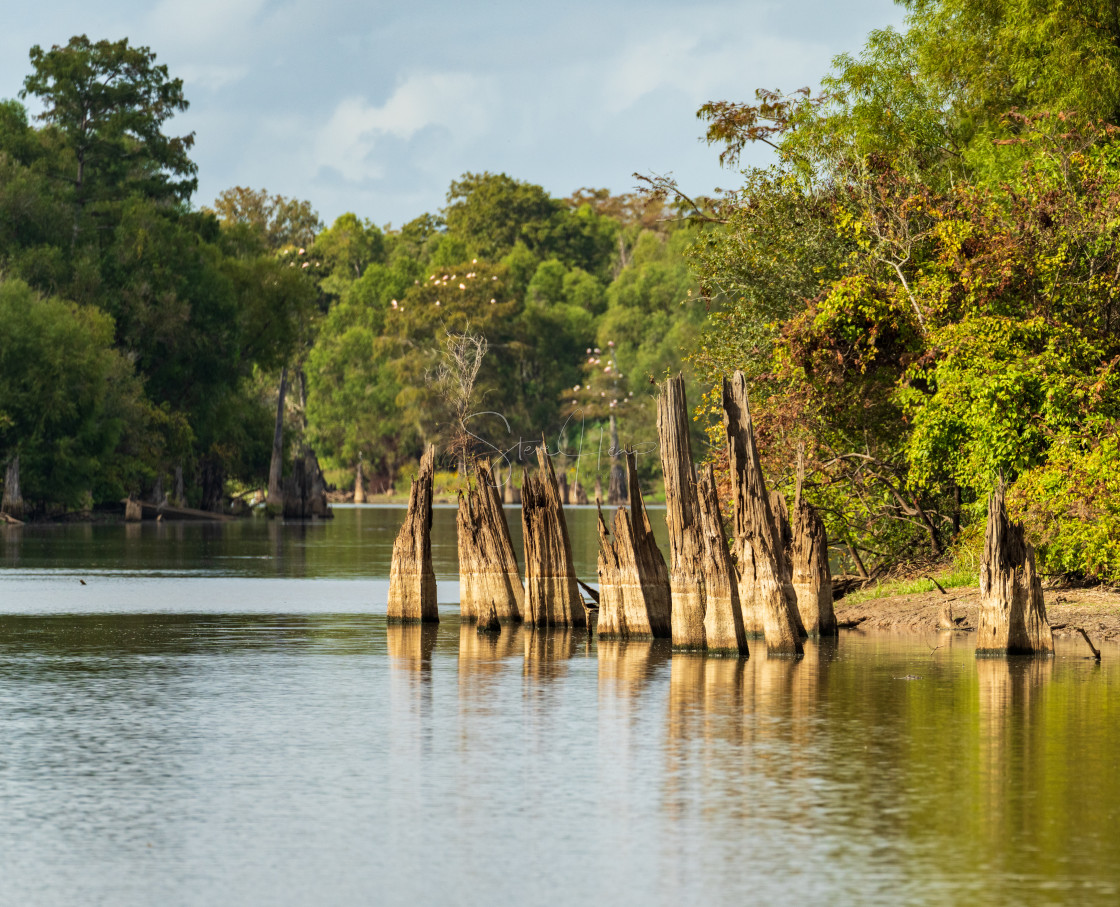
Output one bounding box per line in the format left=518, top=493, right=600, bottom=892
left=2, top=455, right=23, bottom=520
left=199, top=455, right=225, bottom=513
left=557, top=471, right=569, bottom=505
left=570, top=478, right=588, bottom=505
left=267, top=366, right=287, bottom=512
left=457, top=460, right=523, bottom=623
left=697, top=463, right=749, bottom=656
left=769, top=488, right=807, bottom=638
left=977, top=481, right=1053, bottom=656
left=521, top=443, right=586, bottom=628
left=657, top=374, right=706, bottom=649
left=283, top=445, right=333, bottom=519
left=124, top=495, right=143, bottom=522
left=607, top=414, right=627, bottom=505
left=722, top=370, right=802, bottom=656
left=594, top=476, right=603, bottom=505
left=353, top=460, right=366, bottom=504
left=387, top=444, right=439, bottom=623
left=846, top=538, right=870, bottom=578
left=791, top=450, right=837, bottom=636
left=596, top=452, right=671, bottom=639
left=502, top=460, right=520, bottom=504
left=173, top=464, right=184, bottom=508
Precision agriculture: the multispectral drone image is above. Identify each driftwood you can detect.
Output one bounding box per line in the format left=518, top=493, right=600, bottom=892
left=596, top=452, right=672, bottom=639
left=657, top=374, right=706, bottom=649
left=387, top=444, right=439, bottom=623
left=1075, top=627, right=1102, bottom=661
left=790, top=449, right=838, bottom=636
left=521, top=444, right=586, bottom=628
left=697, top=464, right=748, bottom=655
left=976, top=481, right=1053, bottom=655
left=457, top=460, right=524, bottom=623
left=723, top=370, right=802, bottom=655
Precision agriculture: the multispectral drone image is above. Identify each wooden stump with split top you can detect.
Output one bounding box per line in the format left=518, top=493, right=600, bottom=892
left=521, top=444, right=586, bottom=628
left=387, top=444, right=439, bottom=622
left=457, top=460, right=524, bottom=623
left=723, top=370, right=803, bottom=656
left=790, top=449, right=837, bottom=636
left=697, top=463, right=748, bottom=655
left=769, top=488, right=807, bottom=638
left=657, top=374, right=706, bottom=649
left=977, top=482, right=1053, bottom=656
left=596, top=452, right=672, bottom=639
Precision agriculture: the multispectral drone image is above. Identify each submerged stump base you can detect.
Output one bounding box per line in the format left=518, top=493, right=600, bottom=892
left=387, top=444, right=438, bottom=623
left=457, top=461, right=524, bottom=623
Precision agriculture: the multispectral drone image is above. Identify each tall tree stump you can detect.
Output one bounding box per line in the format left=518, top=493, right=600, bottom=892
left=596, top=452, right=672, bottom=639
left=607, top=414, right=627, bottom=505
left=791, top=450, right=837, bottom=636
left=387, top=444, right=439, bottom=623
left=521, top=444, right=586, bottom=627
left=977, top=482, right=1053, bottom=655
left=697, top=464, right=749, bottom=655
left=657, top=374, right=705, bottom=649
left=354, top=460, right=366, bottom=504
left=2, top=455, right=23, bottom=521
left=769, top=488, right=807, bottom=637
left=283, top=446, right=333, bottom=519
left=569, top=478, right=588, bottom=505
left=124, top=495, right=142, bottom=522
left=723, top=371, right=803, bottom=656
left=457, top=461, right=524, bottom=623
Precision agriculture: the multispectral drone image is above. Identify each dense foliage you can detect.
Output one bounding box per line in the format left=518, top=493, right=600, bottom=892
left=681, top=0, right=1120, bottom=581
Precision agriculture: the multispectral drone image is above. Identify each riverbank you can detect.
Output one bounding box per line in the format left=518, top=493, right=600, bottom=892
left=835, top=584, right=1120, bottom=646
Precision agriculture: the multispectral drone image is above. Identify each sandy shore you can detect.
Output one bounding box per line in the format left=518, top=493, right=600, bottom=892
left=835, top=584, right=1120, bottom=648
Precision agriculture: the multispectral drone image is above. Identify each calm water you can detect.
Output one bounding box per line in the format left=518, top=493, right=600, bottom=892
left=1, top=507, right=1118, bottom=905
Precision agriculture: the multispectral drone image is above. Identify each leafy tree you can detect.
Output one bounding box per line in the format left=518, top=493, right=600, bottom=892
left=212, top=186, right=322, bottom=252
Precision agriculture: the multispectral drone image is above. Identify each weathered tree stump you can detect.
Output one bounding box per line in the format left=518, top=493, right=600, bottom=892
left=353, top=460, right=366, bottom=504
left=723, top=371, right=803, bottom=656
left=790, top=450, right=837, bottom=636
left=124, top=495, right=142, bottom=522
left=594, top=476, right=603, bottom=505
left=569, top=477, right=588, bottom=505
left=977, top=482, right=1053, bottom=655
left=557, top=471, right=570, bottom=505
left=387, top=444, right=439, bottom=623
left=2, top=454, right=23, bottom=521
left=283, top=445, right=333, bottom=519
left=657, top=374, right=706, bottom=649
left=501, top=460, right=521, bottom=505
left=457, top=460, right=524, bottom=623
left=697, top=464, right=748, bottom=655
left=769, top=488, right=807, bottom=638
left=521, top=444, right=586, bottom=627
left=596, top=452, right=672, bottom=639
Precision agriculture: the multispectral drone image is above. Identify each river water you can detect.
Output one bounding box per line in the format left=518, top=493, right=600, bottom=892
left=1, top=506, right=1118, bottom=905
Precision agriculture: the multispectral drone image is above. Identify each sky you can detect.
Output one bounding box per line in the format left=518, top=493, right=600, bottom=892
left=3, top=0, right=905, bottom=228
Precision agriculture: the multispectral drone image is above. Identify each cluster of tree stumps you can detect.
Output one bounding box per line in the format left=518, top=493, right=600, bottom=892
left=384, top=371, right=1054, bottom=662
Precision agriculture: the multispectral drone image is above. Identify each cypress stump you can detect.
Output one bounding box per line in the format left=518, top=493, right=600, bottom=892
left=722, top=370, right=803, bottom=655
left=521, top=444, right=586, bottom=628
left=387, top=444, right=439, bottom=622
left=596, top=452, right=672, bottom=639
left=790, top=450, right=838, bottom=636
left=457, top=460, right=524, bottom=623
left=977, top=482, right=1054, bottom=655
left=697, top=464, right=749, bottom=656
left=769, top=488, right=807, bottom=638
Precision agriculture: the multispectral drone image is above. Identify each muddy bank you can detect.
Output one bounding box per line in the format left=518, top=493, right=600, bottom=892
left=835, top=585, right=1120, bottom=647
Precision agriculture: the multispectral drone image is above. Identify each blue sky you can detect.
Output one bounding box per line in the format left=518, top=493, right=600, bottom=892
left=3, top=1, right=904, bottom=228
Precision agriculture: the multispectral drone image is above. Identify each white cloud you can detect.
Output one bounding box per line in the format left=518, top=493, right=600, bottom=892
left=314, top=72, right=497, bottom=182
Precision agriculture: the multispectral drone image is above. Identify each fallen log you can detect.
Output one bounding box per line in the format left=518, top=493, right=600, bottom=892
left=723, top=370, right=803, bottom=656
left=521, top=443, right=586, bottom=628
left=976, top=480, right=1053, bottom=655
left=387, top=444, right=439, bottom=623
left=457, top=460, right=524, bottom=623
left=596, top=452, right=672, bottom=640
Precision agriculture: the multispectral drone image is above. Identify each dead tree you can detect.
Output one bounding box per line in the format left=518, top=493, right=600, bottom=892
left=722, top=370, right=803, bottom=656
left=596, top=452, right=671, bottom=639
left=657, top=374, right=706, bottom=649
left=387, top=444, right=439, bottom=623
left=521, top=443, right=586, bottom=628
left=2, top=455, right=23, bottom=520
left=457, top=460, right=523, bottom=623
left=977, top=481, right=1053, bottom=655
left=769, top=488, right=807, bottom=638
left=433, top=328, right=488, bottom=475
left=354, top=459, right=366, bottom=504
left=697, top=464, right=749, bottom=655
left=791, top=449, right=837, bottom=636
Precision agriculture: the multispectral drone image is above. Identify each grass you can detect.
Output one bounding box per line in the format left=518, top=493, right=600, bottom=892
left=842, top=564, right=980, bottom=606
